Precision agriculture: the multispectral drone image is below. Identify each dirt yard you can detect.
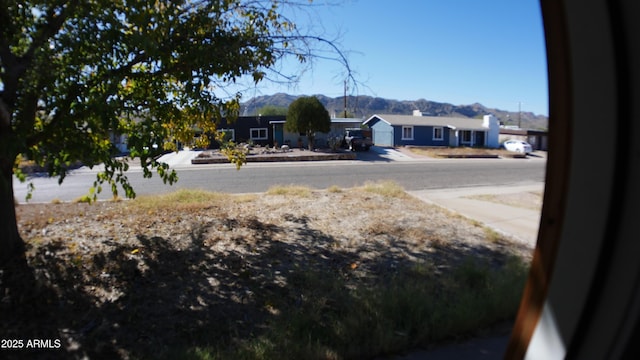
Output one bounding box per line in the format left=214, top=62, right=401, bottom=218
left=2, top=184, right=533, bottom=359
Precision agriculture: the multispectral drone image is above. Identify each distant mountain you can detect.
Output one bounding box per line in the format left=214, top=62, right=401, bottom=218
left=241, top=93, right=548, bottom=130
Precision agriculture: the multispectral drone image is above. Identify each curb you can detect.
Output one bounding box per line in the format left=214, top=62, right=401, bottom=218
left=435, top=154, right=501, bottom=159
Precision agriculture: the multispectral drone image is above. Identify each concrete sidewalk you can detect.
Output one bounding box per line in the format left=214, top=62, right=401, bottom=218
left=408, top=182, right=544, bottom=246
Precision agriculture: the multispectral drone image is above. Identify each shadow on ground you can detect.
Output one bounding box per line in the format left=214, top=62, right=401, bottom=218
left=1, top=213, right=524, bottom=359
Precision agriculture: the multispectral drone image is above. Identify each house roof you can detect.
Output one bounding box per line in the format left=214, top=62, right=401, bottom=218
left=330, top=117, right=365, bottom=124
left=269, top=117, right=363, bottom=125
left=364, top=114, right=487, bottom=130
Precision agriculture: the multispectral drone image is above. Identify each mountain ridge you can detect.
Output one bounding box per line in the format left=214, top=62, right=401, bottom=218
left=241, top=93, right=548, bottom=130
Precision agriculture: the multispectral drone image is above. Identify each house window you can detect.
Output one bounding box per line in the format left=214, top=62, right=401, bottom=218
left=250, top=128, right=268, bottom=140
left=433, top=127, right=443, bottom=141
left=217, top=129, right=235, bottom=142
left=402, top=126, right=414, bottom=140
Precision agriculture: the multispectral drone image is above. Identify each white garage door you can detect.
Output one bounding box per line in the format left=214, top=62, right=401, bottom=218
left=373, top=130, right=394, bottom=147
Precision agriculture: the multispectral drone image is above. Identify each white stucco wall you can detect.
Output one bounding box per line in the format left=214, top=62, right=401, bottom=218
left=483, top=114, right=500, bottom=148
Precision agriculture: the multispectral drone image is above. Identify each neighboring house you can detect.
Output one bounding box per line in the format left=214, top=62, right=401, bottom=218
left=269, top=117, right=364, bottom=148
left=210, top=115, right=285, bottom=148
left=316, top=117, right=365, bottom=147
left=108, top=115, right=146, bottom=154
left=109, top=132, right=129, bottom=154
left=109, top=115, right=367, bottom=151
left=499, top=128, right=548, bottom=151
left=363, top=112, right=500, bottom=148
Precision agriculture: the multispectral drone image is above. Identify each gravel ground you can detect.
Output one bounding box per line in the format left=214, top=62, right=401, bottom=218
left=3, top=185, right=533, bottom=359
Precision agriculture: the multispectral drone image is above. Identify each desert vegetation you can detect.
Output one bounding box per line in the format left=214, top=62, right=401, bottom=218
left=3, top=182, right=531, bottom=359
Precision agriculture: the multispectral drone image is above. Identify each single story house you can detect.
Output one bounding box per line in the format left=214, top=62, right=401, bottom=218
left=108, top=115, right=284, bottom=152
left=109, top=132, right=129, bottom=154
left=209, top=115, right=285, bottom=148
left=111, top=115, right=367, bottom=151
left=499, top=127, right=548, bottom=151
left=362, top=113, right=500, bottom=148
left=269, top=117, right=364, bottom=148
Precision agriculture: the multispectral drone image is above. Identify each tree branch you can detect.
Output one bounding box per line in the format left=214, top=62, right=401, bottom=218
left=0, top=97, right=11, bottom=130
left=22, top=0, right=81, bottom=64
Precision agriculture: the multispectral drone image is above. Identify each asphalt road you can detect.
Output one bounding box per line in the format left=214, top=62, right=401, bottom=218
left=13, top=156, right=546, bottom=203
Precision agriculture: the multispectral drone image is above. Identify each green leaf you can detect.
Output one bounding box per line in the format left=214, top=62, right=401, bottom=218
left=2, top=0, right=352, bottom=206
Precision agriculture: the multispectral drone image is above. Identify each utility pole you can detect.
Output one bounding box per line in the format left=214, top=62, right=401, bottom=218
left=343, top=80, right=348, bottom=118
left=518, top=101, right=522, bottom=128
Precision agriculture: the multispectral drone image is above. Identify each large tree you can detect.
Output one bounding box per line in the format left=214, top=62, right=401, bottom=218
left=256, top=104, right=288, bottom=116
left=0, top=0, right=354, bottom=264
left=285, top=96, right=330, bottom=150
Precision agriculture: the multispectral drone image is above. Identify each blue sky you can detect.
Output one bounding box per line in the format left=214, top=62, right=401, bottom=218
left=239, top=0, right=548, bottom=116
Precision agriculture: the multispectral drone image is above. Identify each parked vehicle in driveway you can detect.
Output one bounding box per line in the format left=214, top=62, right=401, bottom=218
left=501, top=140, right=533, bottom=154
left=343, top=128, right=373, bottom=151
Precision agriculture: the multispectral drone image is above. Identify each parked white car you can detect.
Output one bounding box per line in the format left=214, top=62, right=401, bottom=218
left=501, top=140, right=533, bottom=154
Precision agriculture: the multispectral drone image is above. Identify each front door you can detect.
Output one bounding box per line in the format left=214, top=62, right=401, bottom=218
left=475, top=131, right=485, bottom=147
left=273, top=124, right=284, bottom=147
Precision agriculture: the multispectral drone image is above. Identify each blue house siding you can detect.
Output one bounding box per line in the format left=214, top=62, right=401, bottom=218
left=207, top=115, right=283, bottom=148
left=392, top=125, right=451, bottom=147
left=364, top=114, right=499, bottom=148
left=366, top=116, right=451, bottom=147
left=271, top=118, right=364, bottom=149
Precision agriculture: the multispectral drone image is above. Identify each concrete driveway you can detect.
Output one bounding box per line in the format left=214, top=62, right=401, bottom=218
left=365, top=146, right=417, bottom=161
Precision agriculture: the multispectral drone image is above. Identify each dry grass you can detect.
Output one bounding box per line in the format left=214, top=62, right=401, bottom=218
left=360, top=180, right=408, bottom=198
left=265, top=184, right=313, bottom=197
left=131, top=188, right=249, bottom=211
left=7, top=182, right=533, bottom=359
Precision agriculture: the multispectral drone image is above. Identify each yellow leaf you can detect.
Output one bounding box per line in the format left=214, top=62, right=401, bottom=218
left=131, top=248, right=140, bottom=254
